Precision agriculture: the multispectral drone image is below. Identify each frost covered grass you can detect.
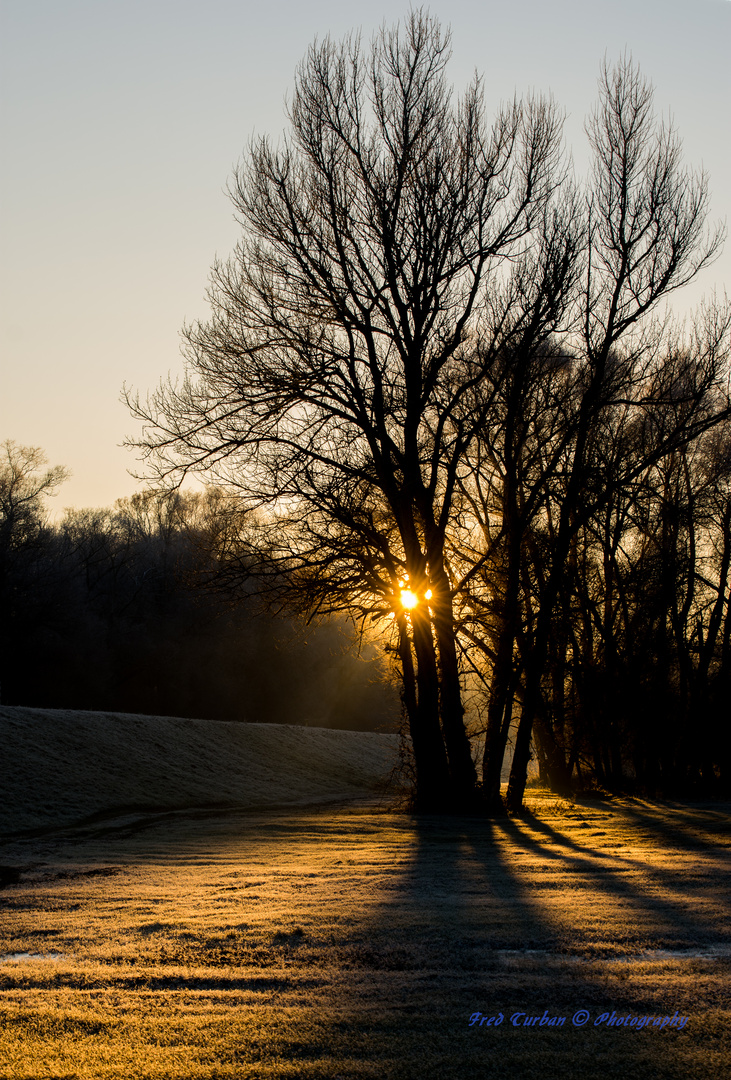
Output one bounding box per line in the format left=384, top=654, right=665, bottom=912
left=0, top=706, right=399, bottom=837
left=1, top=795, right=730, bottom=1078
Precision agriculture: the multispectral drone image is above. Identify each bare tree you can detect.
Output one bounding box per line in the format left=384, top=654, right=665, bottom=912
left=127, top=12, right=564, bottom=810
left=437, top=58, right=728, bottom=810
left=0, top=440, right=69, bottom=552
left=0, top=441, right=69, bottom=705
left=127, top=23, right=727, bottom=813
left=498, top=59, right=728, bottom=810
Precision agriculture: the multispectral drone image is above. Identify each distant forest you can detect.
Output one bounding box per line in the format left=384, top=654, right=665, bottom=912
left=0, top=444, right=398, bottom=732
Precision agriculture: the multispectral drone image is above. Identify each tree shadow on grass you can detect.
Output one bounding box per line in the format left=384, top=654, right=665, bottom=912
left=3, top=800, right=729, bottom=1079
left=499, top=806, right=731, bottom=949
left=337, top=803, right=731, bottom=1078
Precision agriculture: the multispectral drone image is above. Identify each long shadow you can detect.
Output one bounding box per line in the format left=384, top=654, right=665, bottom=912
left=599, top=797, right=731, bottom=850
left=344, top=799, right=731, bottom=994
left=501, top=808, right=731, bottom=947
left=348, top=803, right=731, bottom=1047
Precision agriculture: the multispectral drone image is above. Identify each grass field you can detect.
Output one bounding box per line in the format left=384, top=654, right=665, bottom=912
left=1, top=792, right=729, bottom=1079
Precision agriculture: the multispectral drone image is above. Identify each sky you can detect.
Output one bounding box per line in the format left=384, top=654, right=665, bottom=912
left=1, top=0, right=729, bottom=513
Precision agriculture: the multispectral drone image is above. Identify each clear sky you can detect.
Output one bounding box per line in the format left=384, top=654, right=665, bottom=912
left=1, top=0, right=729, bottom=512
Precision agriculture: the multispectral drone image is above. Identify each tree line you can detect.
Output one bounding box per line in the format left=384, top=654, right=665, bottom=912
left=0, top=441, right=397, bottom=731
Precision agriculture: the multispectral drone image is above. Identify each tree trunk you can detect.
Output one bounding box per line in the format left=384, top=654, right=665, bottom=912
left=429, top=556, right=477, bottom=801
left=506, top=701, right=533, bottom=812
left=482, top=492, right=523, bottom=807
left=407, top=606, right=453, bottom=810
left=482, top=618, right=517, bottom=807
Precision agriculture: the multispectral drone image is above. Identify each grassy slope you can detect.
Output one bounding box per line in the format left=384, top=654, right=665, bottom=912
left=0, top=706, right=399, bottom=837
left=1, top=795, right=730, bottom=1079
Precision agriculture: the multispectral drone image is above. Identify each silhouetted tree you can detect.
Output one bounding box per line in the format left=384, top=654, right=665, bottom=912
left=448, top=59, right=728, bottom=808
left=497, top=59, right=727, bottom=810
left=0, top=440, right=68, bottom=556
left=126, top=12, right=565, bottom=810
left=0, top=441, right=70, bottom=703
left=125, top=12, right=729, bottom=812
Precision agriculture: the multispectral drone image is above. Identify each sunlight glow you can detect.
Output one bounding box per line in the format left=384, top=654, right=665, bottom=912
left=400, top=589, right=419, bottom=609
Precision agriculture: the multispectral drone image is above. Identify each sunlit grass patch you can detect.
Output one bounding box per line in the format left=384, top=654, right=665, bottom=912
left=2, top=988, right=729, bottom=1080
left=1, top=799, right=729, bottom=1078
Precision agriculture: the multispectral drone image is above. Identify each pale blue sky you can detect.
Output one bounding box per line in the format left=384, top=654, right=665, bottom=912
left=1, top=0, right=729, bottom=510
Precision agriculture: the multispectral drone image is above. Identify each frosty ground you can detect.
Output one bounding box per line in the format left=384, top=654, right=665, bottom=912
left=0, top=708, right=729, bottom=1079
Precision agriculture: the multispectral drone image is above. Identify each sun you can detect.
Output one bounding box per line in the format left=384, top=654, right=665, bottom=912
left=400, top=589, right=419, bottom=609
